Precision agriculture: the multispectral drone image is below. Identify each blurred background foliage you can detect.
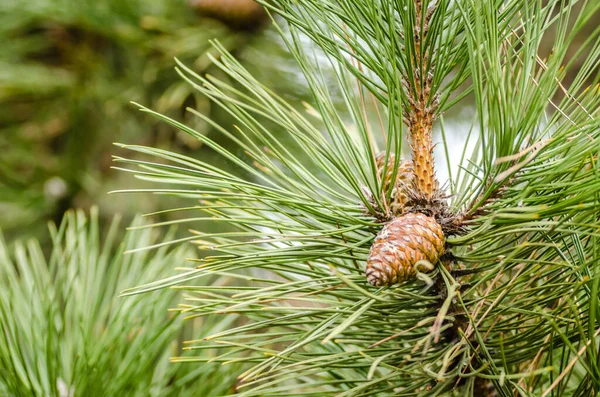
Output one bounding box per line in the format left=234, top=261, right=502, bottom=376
left=0, top=0, right=309, bottom=243
left=0, top=208, right=242, bottom=396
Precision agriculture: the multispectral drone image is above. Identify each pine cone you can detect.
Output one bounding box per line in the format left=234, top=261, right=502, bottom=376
left=366, top=213, right=445, bottom=286
left=375, top=152, right=413, bottom=216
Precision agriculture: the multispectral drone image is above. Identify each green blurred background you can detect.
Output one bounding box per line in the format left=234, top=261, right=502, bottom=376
left=0, top=0, right=307, bottom=244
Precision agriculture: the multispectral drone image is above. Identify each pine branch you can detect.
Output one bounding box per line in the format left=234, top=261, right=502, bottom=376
left=115, top=0, right=600, bottom=395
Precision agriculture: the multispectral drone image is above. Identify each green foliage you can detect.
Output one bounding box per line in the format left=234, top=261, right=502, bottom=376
left=0, top=208, right=240, bottom=396
left=116, top=0, right=600, bottom=395
left=0, top=0, right=288, bottom=241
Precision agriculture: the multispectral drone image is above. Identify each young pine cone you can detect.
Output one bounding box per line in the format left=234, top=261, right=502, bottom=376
left=366, top=213, right=445, bottom=286
left=375, top=152, right=413, bottom=216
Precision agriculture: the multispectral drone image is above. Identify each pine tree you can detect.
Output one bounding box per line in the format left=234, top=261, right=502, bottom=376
left=117, top=0, right=600, bottom=395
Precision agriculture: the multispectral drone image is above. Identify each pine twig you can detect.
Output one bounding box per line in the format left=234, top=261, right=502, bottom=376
left=405, top=0, right=440, bottom=201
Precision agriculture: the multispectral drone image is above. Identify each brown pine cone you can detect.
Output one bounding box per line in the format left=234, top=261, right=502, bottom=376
left=366, top=213, right=445, bottom=286
left=374, top=152, right=413, bottom=216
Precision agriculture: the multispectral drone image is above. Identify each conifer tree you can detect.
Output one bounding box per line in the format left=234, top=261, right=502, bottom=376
left=118, top=0, right=600, bottom=395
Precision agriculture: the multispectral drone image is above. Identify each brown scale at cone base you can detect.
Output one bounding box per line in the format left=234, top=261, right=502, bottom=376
left=366, top=213, right=445, bottom=286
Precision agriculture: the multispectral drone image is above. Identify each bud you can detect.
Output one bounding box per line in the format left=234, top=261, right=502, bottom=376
left=366, top=213, right=445, bottom=286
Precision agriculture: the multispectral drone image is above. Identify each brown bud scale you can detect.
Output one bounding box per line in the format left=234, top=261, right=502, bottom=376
left=366, top=213, right=445, bottom=286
